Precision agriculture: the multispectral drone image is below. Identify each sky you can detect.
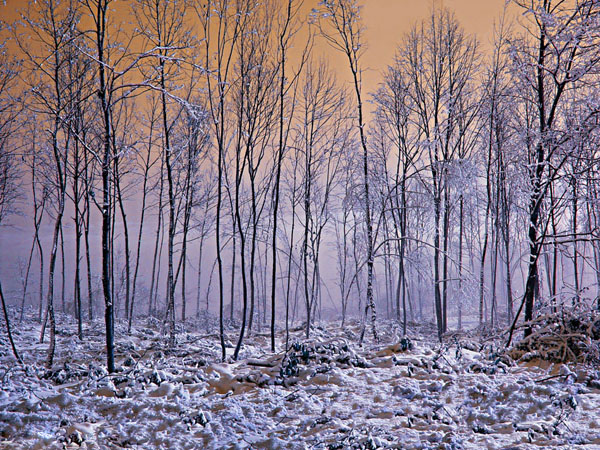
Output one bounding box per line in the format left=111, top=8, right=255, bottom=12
left=324, top=0, right=507, bottom=87
left=1, top=0, right=508, bottom=95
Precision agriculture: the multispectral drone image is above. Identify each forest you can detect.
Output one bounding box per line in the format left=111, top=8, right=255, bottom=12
left=2, top=0, right=600, bottom=448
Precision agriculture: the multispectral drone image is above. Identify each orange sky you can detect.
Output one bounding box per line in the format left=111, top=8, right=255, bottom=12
left=2, top=0, right=508, bottom=95
left=306, top=0, right=508, bottom=95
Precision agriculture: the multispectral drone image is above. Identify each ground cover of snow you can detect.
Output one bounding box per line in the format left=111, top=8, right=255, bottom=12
left=2, top=309, right=600, bottom=449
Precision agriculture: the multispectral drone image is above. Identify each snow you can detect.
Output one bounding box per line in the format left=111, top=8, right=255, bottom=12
left=2, top=310, right=600, bottom=449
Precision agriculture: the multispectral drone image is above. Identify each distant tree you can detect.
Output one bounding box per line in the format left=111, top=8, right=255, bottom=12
left=64, top=35, right=93, bottom=340
left=270, top=0, right=306, bottom=352
left=317, top=0, right=379, bottom=344
left=372, top=55, right=423, bottom=335
left=135, top=0, right=194, bottom=344
left=129, top=95, right=160, bottom=332
left=333, top=155, right=359, bottom=328
left=0, top=36, right=22, bottom=364
left=395, top=8, right=479, bottom=339
left=295, top=60, right=351, bottom=338
left=18, top=119, right=48, bottom=324
left=18, top=0, right=85, bottom=368
left=482, top=13, right=515, bottom=326
left=172, top=103, right=210, bottom=324
left=196, top=0, right=247, bottom=361
left=234, top=0, right=279, bottom=339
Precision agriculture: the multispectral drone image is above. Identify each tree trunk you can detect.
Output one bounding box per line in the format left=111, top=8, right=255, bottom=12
left=1, top=279, right=22, bottom=364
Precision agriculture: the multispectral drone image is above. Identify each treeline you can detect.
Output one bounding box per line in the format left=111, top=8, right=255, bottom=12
left=1, top=0, right=600, bottom=371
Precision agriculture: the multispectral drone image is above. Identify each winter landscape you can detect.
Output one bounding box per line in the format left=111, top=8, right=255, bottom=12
left=3, top=0, right=600, bottom=448
left=3, top=310, right=600, bottom=449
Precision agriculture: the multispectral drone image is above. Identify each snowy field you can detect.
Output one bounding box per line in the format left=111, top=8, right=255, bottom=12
left=2, top=311, right=600, bottom=449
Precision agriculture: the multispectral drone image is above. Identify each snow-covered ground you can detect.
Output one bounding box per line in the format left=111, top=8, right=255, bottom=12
left=2, top=310, right=600, bottom=449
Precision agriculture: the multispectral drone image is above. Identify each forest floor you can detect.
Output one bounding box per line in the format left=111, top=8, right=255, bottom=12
left=2, top=309, right=600, bottom=449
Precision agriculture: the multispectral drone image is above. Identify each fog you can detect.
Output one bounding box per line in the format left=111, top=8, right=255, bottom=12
left=1, top=0, right=599, bottom=358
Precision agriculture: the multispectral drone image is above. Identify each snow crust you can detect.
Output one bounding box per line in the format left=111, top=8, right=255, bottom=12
left=2, top=310, right=600, bottom=449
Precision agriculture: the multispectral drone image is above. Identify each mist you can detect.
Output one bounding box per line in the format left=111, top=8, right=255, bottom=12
left=0, top=0, right=599, bottom=368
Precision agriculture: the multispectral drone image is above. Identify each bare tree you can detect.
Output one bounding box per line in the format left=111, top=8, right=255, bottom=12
left=397, top=8, right=479, bottom=338
left=372, top=56, right=423, bottom=334
left=507, top=0, right=600, bottom=342
left=269, top=0, right=306, bottom=352
left=317, top=0, right=378, bottom=344
left=135, top=0, right=194, bottom=344
left=64, top=37, right=93, bottom=340
left=295, top=60, right=350, bottom=338
left=196, top=0, right=247, bottom=360
left=18, top=0, right=85, bottom=368
left=0, top=35, right=22, bottom=364
left=80, top=0, right=157, bottom=371
left=129, top=95, right=160, bottom=331
left=172, top=102, right=210, bottom=324
left=18, top=130, right=46, bottom=324
left=233, top=0, right=279, bottom=339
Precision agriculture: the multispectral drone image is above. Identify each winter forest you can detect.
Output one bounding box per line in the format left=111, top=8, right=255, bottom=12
left=3, top=0, right=600, bottom=448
